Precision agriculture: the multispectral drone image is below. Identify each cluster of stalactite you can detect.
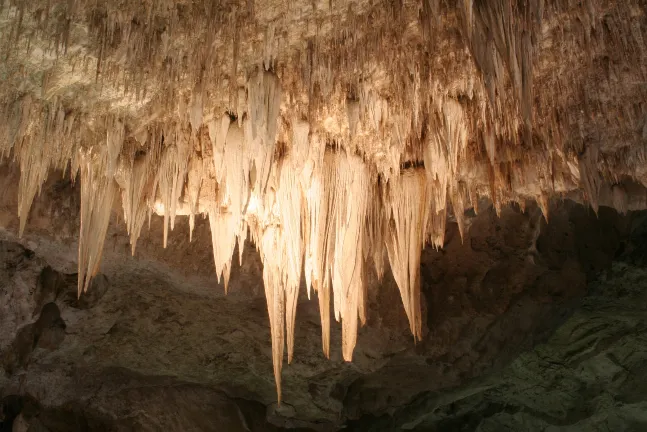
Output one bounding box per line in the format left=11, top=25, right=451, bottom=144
left=0, top=0, right=646, bottom=402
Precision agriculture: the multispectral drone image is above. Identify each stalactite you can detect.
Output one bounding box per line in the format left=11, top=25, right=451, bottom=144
left=302, top=150, right=334, bottom=358
left=14, top=98, right=77, bottom=237
left=247, top=70, right=282, bottom=194
left=537, top=191, right=550, bottom=222
left=17, top=130, right=50, bottom=237
left=427, top=205, right=447, bottom=249
left=208, top=209, right=235, bottom=291
left=77, top=149, right=117, bottom=296
left=156, top=143, right=178, bottom=248
left=366, top=185, right=387, bottom=282
left=463, top=0, right=543, bottom=146
left=450, top=181, right=468, bottom=242
left=259, top=222, right=286, bottom=404
left=153, top=125, right=191, bottom=247
left=106, top=117, right=125, bottom=177
left=385, top=168, right=427, bottom=341
left=115, top=149, right=153, bottom=255
left=275, top=160, right=303, bottom=363
left=186, top=153, right=204, bottom=242
left=250, top=156, right=303, bottom=404
left=330, top=151, right=371, bottom=361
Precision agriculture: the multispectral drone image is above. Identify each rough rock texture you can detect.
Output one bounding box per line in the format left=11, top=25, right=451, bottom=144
left=349, top=241, right=647, bottom=431
left=1, top=168, right=646, bottom=429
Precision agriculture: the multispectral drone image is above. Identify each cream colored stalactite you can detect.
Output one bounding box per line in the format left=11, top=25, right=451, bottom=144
left=424, top=99, right=469, bottom=242
left=302, top=152, right=334, bottom=358
left=169, top=129, right=191, bottom=232
left=13, top=98, right=76, bottom=237
left=385, top=169, right=429, bottom=342
left=251, top=160, right=303, bottom=404
left=449, top=182, right=468, bottom=241
left=156, top=144, right=179, bottom=248
left=208, top=121, right=250, bottom=292
left=154, top=126, right=191, bottom=248
left=106, top=117, right=125, bottom=178
left=77, top=150, right=117, bottom=297
left=17, top=136, right=50, bottom=237
left=224, top=122, right=248, bottom=253
left=115, top=156, right=133, bottom=230
left=330, top=152, right=371, bottom=361
left=238, top=224, right=248, bottom=266
left=302, top=149, right=376, bottom=361
left=208, top=209, right=236, bottom=291
left=300, top=141, right=320, bottom=303
left=302, top=175, right=320, bottom=304
left=246, top=120, right=273, bottom=194
left=186, top=153, right=204, bottom=242
left=206, top=134, right=239, bottom=290
left=423, top=134, right=450, bottom=214
left=365, top=190, right=387, bottom=282
left=247, top=70, right=282, bottom=194
left=126, top=154, right=152, bottom=255
left=115, top=151, right=152, bottom=255
left=255, top=148, right=374, bottom=399
left=206, top=117, right=253, bottom=291
left=303, top=149, right=373, bottom=361
left=427, top=205, right=447, bottom=249
left=259, top=223, right=286, bottom=404
left=275, top=160, right=304, bottom=363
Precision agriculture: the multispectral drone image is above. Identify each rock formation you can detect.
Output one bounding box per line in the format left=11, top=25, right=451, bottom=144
left=0, top=0, right=646, bottom=429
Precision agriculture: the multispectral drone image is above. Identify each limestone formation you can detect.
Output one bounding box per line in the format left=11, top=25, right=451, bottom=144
left=0, top=0, right=646, bottom=406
